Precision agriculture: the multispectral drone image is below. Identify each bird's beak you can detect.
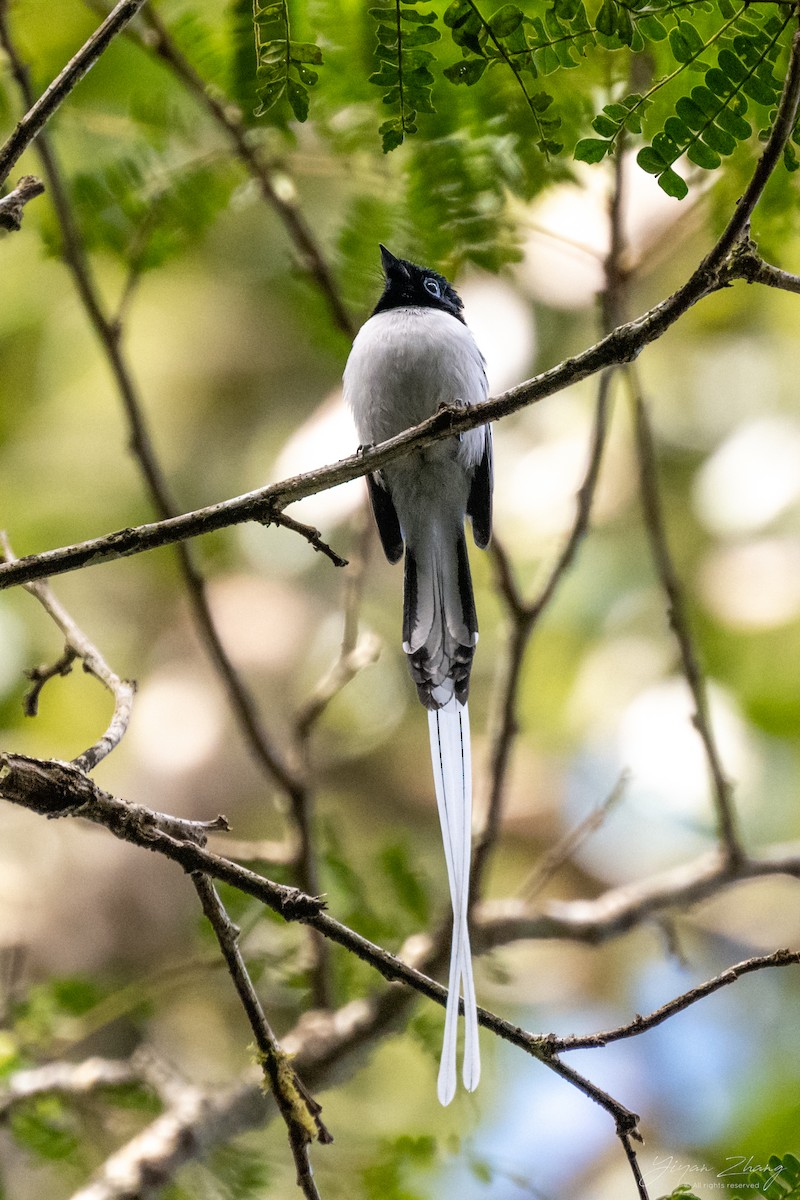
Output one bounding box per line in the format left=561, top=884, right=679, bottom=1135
left=379, top=243, right=406, bottom=278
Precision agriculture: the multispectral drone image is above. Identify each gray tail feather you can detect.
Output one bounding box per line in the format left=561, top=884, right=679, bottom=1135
left=402, top=526, right=478, bottom=710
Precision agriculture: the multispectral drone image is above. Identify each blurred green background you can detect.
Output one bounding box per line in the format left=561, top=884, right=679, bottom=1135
left=1, top=1, right=800, bottom=1197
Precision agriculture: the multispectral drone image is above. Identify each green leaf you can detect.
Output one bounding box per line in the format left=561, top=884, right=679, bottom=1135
left=717, top=107, right=752, bottom=140
left=10, top=1100, right=79, bottom=1162
left=702, top=122, right=736, bottom=156
left=637, top=146, right=667, bottom=174
left=369, top=64, right=400, bottom=86
left=664, top=116, right=689, bottom=145
left=399, top=7, right=437, bottom=22
left=676, top=20, right=703, bottom=58
left=637, top=14, right=666, bottom=41
left=686, top=139, right=720, bottom=169
left=574, top=136, right=612, bottom=162
left=443, top=0, right=471, bottom=28
left=615, top=6, right=633, bottom=48
left=668, top=26, right=692, bottom=65
left=742, top=74, right=778, bottom=106
left=591, top=114, right=618, bottom=138
left=489, top=4, right=523, bottom=38
left=596, top=0, right=617, bottom=38
left=289, top=41, right=323, bottom=65
left=380, top=843, right=429, bottom=924
left=443, top=56, right=489, bottom=85
left=718, top=48, right=747, bottom=83
left=287, top=80, right=309, bottom=121
left=381, top=125, right=405, bottom=151
left=658, top=167, right=688, bottom=199
left=675, top=96, right=705, bottom=131
left=400, top=24, right=441, bottom=45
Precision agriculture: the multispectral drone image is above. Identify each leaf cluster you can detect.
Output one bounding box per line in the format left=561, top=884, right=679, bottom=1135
left=252, top=0, right=324, bottom=124
left=368, top=0, right=441, bottom=151
left=747, top=1154, right=800, bottom=1200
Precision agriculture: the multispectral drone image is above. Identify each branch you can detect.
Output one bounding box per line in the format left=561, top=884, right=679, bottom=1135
left=0, top=172, right=44, bottom=229
left=0, top=533, right=135, bottom=771
left=471, top=143, right=623, bottom=898
left=5, top=18, right=799, bottom=598
left=192, top=875, right=330, bottom=1200
left=722, top=236, right=800, bottom=293
left=0, top=1057, right=139, bottom=1118
left=22, top=644, right=78, bottom=717
left=0, top=0, right=150, bottom=188
left=472, top=841, right=800, bottom=948
left=632, top=387, right=743, bottom=863
left=8, top=753, right=800, bottom=1097
left=8, top=752, right=800, bottom=1196
left=553, top=949, right=800, bottom=1052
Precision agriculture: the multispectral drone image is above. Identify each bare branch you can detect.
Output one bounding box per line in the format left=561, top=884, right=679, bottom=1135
left=1, top=533, right=135, bottom=771
left=0, top=0, right=151, bottom=188
left=0, top=173, right=44, bottom=230
left=22, top=644, right=77, bottom=717
left=722, top=237, right=800, bottom=294
left=0, top=1057, right=139, bottom=1118
left=519, top=771, right=629, bottom=902
left=192, top=874, right=330, bottom=1200
left=553, top=949, right=800, bottom=1052
left=471, top=144, right=624, bottom=900
left=631, top=389, right=743, bottom=863
left=5, top=750, right=800, bottom=1071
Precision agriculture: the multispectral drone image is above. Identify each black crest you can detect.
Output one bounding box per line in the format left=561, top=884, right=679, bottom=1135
left=372, top=244, right=465, bottom=323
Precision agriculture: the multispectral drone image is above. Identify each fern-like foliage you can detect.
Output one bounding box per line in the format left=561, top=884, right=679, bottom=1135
left=48, top=152, right=238, bottom=272
left=747, top=1153, right=800, bottom=1199
left=252, top=0, right=323, bottom=123
left=232, top=0, right=800, bottom=206
left=368, top=0, right=441, bottom=152
left=442, top=0, right=564, bottom=155
left=636, top=4, right=797, bottom=197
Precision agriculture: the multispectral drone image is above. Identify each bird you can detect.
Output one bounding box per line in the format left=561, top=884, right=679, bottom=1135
left=343, top=244, right=492, bottom=1104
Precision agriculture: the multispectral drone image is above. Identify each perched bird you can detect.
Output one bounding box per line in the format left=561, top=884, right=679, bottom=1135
left=343, top=245, right=492, bottom=1104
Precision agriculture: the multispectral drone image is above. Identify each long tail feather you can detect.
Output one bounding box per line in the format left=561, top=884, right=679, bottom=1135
left=428, top=697, right=481, bottom=1105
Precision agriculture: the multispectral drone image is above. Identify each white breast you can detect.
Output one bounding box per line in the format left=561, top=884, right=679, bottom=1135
left=343, top=308, right=488, bottom=456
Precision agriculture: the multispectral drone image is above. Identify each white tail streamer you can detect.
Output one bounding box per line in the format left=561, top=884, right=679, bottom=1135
left=428, top=696, right=481, bottom=1105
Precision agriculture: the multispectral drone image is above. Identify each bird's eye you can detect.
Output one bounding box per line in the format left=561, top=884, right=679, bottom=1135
left=424, top=277, right=440, bottom=298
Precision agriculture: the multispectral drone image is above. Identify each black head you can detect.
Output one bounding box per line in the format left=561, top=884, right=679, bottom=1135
left=372, top=244, right=465, bottom=323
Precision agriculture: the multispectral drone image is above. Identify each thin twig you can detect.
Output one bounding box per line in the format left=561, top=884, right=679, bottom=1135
left=0, top=533, right=135, bottom=771
left=471, top=144, right=623, bottom=898
left=48, top=935, right=800, bottom=1199
left=721, top=236, right=800, bottom=293
left=0, top=1057, right=139, bottom=1118
left=0, top=173, right=44, bottom=229
left=631, top=385, right=743, bottom=863
left=192, top=874, right=330, bottom=1200
left=294, top=517, right=378, bottom=737
left=519, top=771, right=629, bottom=902
left=0, top=0, right=150, bottom=187
left=22, top=644, right=77, bottom=717
left=552, top=949, right=800, bottom=1052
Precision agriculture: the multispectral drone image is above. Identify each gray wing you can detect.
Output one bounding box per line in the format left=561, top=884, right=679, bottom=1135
left=467, top=426, right=492, bottom=550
